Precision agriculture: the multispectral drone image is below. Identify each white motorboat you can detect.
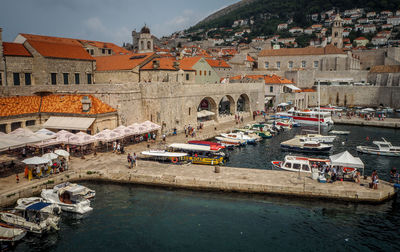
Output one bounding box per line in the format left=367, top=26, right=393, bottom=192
left=41, top=185, right=93, bottom=214
left=16, top=197, right=61, bottom=215
left=0, top=223, right=27, bottom=242
left=53, top=182, right=96, bottom=200
left=281, top=137, right=333, bottom=153
left=329, top=130, right=350, bottom=135
left=0, top=202, right=60, bottom=234
left=295, top=133, right=336, bottom=143
left=271, top=155, right=330, bottom=173
left=357, top=138, right=400, bottom=157
left=220, top=132, right=257, bottom=144
left=215, top=137, right=246, bottom=147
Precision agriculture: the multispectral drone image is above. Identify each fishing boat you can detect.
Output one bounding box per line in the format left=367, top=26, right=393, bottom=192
left=276, top=110, right=334, bottom=126
left=53, top=182, right=96, bottom=200
left=275, top=119, right=293, bottom=129
left=220, top=132, right=257, bottom=144
left=168, top=143, right=226, bottom=165
left=41, top=185, right=93, bottom=214
left=356, top=138, right=400, bottom=157
left=271, top=155, right=330, bottom=173
left=141, top=150, right=188, bottom=164
left=0, top=223, right=27, bottom=242
left=215, top=136, right=246, bottom=147
left=187, top=141, right=225, bottom=150
left=280, top=137, right=333, bottom=153
left=328, top=130, right=350, bottom=135
left=295, top=133, right=336, bottom=143
left=0, top=202, right=60, bottom=234
left=15, top=197, right=61, bottom=215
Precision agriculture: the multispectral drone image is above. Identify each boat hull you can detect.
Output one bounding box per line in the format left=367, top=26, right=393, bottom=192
left=356, top=146, right=400, bottom=157
left=281, top=144, right=332, bottom=153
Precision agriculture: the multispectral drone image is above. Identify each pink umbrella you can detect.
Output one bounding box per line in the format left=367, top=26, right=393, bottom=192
left=94, top=129, right=123, bottom=142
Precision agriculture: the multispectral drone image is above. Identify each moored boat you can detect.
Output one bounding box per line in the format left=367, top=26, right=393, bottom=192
left=277, top=110, right=334, bottom=126
left=41, top=185, right=93, bottom=214
left=15, top=197, right=61, bottom=215
left=168, top=143, right=227, bottom=165
left=357, top=138, right=400, bottom=157
left=215, top=136, right=246, bottom=147
left=0, top=223, right=27, bottom=242
left=0, top=202, right=60, bottom=234
left=53, top=182, right=96, bottom=200
left=295, top=133, right=336, bottom=143
left=271, top=156, right=330, bottom=173
left=141, top=150, right=188, bottom=164
left=220, top=132, right=257, bottom=144
left=280, top=137, right=333, bottom=153
left=329, top=130, right=350, bottom=135
left=187, top=141, right=225, bottom=150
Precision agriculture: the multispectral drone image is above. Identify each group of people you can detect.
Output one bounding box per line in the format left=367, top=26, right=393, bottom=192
left=184, top=125, right=196, bottom=138
left=127, top=153, right=137, bottom=168
left=234, top=114, right=244, bottom=125
left=112, top=141, right=125, bottom=154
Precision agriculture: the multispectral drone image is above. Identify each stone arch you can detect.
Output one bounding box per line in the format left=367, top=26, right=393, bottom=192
left=218, top=95, right=235, bottom=115
left=147, top=41, right=151, bottom=50
left=197, top=97, right=217, bottom=121
left=237, top=94, right=250, bottom=112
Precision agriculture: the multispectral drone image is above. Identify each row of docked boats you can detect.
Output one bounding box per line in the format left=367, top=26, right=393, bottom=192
left=0, top=182, right=95, bottom=248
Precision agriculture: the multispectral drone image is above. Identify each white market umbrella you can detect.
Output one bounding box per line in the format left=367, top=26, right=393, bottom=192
left=54, top=149, right=70, bottom=157
left=42, top=152, right=59, bottom=160
left=140, top=121, right=161, bottom=131
left=113, top=125, right=136, bottom=137
left=69, top=132, right=96, bottom=146
left=94, top=129, right=123, bottom=142
left=22, top=156, right=51, bottom=165
left=277, top=103, right=289, bottom=107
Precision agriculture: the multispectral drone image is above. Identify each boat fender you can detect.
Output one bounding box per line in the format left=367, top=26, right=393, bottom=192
left=171, top=157, right=178, bottom=164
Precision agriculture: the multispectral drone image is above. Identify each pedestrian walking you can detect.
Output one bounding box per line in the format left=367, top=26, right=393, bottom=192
left=184, top=125, right=187, bottom=135
left=16, top=174, right=19, bottom=183
left=162, top=134, right=166, bottom=142
left=127, top=153, right=132, bottom=168
left=133, top=153, right=137, bottom=167
left=112, top=141, right=117, bottom=153
left=117, top=142, right=121, bottom=154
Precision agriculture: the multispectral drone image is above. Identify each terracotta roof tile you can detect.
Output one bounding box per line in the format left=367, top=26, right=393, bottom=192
left=246, top=55, right=255, bottom=62
left=259, top=44, right=346, bottom=57
left=179, top=57, right=202, bottom=70
left=27, top=40, right=94, bottom=61
left=229, top=74, right=294, bottom=84
left=96, top=53, right=154, bottom=71
left=2, top=42, right=32, bottom=57
left=41, top=95, right=116, bottom=115
left=0, top=95, right=116, bottom=117
left=0, top=96, right=41, bottom=117
left=80, top=40, right=130, bottom=55
left=141, top=57, right=195, bottom=71
left=205, top=59, right=231, bottom=68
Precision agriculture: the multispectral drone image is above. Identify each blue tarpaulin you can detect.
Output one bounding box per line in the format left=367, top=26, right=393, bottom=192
left=26, top=202, right=51, bottom=211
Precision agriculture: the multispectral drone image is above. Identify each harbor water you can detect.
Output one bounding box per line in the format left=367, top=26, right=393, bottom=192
left=11, top=125, right=400, bottom=251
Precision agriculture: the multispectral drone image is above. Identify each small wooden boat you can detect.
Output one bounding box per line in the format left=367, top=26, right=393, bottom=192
left=0, top=223, right=27, bottom=242
left=281, top=137, right=332, bottom=153
left=357, top=138, right=400, bottom=157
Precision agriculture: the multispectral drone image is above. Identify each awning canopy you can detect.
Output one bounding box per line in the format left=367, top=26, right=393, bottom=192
left=43, top=116, right=95, bottom=131
left=329, top=151, right=364, bottom=169
left=197, top=110, right=215, bottom=118
left=284, top=84, right=301, bottom=91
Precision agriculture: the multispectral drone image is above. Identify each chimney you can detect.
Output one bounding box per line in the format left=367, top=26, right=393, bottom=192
left=173, top=61, right=180, bottom=70
left=152, top=60, right=160, bottom=69
left=81, top=96, right=92, bottom=112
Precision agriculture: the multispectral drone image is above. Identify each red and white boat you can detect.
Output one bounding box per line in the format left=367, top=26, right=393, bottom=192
left=188, top=140, right=225, bottom=149
left=277, top=110, right=334, bottom=126
left=276, top=119, right=293, bottom=129
left=271, top=155, right=330, bottom=173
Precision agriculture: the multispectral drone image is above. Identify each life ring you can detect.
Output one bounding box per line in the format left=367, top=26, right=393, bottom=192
left=171, top=157, right=178, bottom=163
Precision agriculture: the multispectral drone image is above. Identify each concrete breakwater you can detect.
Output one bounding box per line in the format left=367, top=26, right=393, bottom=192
left=0, top=161, right=396, bottom=207
left=333, top=117, right=400, bottom=128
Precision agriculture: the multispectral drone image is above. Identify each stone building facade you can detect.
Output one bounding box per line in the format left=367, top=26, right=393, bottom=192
left=331, top=15, right=344, bottom=48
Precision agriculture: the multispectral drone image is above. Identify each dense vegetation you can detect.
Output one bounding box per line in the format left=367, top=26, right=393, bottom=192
left=188, top=0, right=400, bottom=40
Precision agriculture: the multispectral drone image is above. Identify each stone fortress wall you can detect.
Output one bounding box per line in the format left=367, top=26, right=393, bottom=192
left=0, top=82, right=265, bottom=133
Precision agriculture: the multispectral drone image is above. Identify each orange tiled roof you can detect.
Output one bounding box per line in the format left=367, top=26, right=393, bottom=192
left=205, top=59, right=231, bottom=68
left=229, top=74, right=294, bottom=84
left=19, top=33, right=129, bottom=57
left=259, top=44, right=346, bottom=57
left=0, top=95, right=116, bottom=117
left=141, top=57, right=195, bottom=71
left=27, top=40, right=94, bottom=61
left=2, top=42, right=32, bottom=57
left=41, top=95, right=116, bottom=115
left=96, top=52, right=154, bottom=71
left=246, top=55, right=255, bottom=62
left=295, top=88, right=316, bottom=93
left=0, top=96, right=41, bottom=117
left=179, top=57, right=202, bottom=70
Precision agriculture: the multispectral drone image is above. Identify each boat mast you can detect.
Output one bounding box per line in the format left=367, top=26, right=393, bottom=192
left=318, top=80, right=320, bottom=134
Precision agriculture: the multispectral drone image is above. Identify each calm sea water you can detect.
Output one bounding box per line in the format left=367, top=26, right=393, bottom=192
left=12, top=124, right=400, bottom=251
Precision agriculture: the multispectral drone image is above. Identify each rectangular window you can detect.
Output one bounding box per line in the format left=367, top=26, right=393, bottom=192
left=186, top=74, right=190, bottom=81
left=102, top=49, right=105, bottom=54
left=199, top=71, right=202, bottom=76
left=270, top=86, right=273, bottom=92
left=75, top=73, right=80, bottom=84
left=301, top=61, right=306, bottom=68
left=13, top=73, right=20, bottom=86
left=108, top=49, right=112, bottom=54
left=314, top=61, right=319, bottom=68
left=288, top=61, right=293, bottom=69
left=63, top=73, right=69, bottom=85
left=26, top=120, right=36, bottom=126
left=265, top=62, right=269, bottom=68
left=25, top=73, right=31, bottom=85
left=51, top=73, right=57, bottom=85
left=87, top=73, right=92, bottom=84
left=90, top=49, right=94, bottom=55
left=209, top=71, right=211, bottom=76
left=0, top=73, right=2, bottom=85
left=276, top=61, right=280, bottom=69
left=204, top=70, right=206, bottom=76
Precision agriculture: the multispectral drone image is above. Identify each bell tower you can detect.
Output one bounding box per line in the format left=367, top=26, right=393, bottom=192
left=138, top=25, right=154, bottom=53
left=331, top=14, right=344, bottom=48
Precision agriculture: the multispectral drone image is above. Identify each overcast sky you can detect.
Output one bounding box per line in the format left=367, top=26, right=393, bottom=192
left=0, top=0, right=238, bottom=45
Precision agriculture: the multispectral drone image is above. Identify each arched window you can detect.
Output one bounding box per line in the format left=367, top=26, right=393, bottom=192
left=147, top=41, right=151, bottom=50
left=140, top=41, right=144, bottom=50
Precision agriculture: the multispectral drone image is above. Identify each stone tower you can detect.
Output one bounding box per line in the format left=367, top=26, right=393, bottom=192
left=138, top=25, right=154, bottom=53
left=131, top=29, right=139, bottom=51
left=331, top=14, right=344, bottom=48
